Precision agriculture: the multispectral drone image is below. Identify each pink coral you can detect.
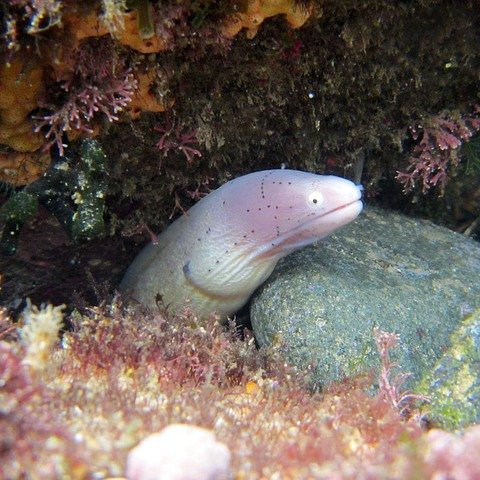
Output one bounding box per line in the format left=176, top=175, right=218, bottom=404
left=396, top=105, right=480, bottom=194
left=33, top=38, right=137, bottom=155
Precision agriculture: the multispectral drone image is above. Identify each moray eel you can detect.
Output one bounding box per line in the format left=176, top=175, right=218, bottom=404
left=120, top=170, right=363, bottom=318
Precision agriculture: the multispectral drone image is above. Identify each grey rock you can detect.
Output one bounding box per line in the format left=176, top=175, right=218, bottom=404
left=250, top=207, right=480, bottom=389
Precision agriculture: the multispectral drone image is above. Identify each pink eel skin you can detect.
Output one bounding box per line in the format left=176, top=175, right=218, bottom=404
left=120, top=170, right=363, bottom=318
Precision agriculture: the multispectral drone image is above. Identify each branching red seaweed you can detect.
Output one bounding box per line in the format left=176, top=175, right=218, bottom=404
left=32, top=37, right=137, bottom=155
left=397, top=106, right=480, bottom=194
left=375, top=327, right=429, bottom=418
left=155, top=119, right=202, bottom=165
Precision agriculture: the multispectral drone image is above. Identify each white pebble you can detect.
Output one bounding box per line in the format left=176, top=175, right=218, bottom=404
left=126, top=424, right=231, bottom=480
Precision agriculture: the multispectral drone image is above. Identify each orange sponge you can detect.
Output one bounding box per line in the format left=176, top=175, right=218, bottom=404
left=65, top=9, right=167, bottom=54
left=127, top=71, right=171, bottom=120
left=0, top=151, right=51, bottom=186
left=222, top=0, right=314, bottom=39
left=0, top=58, right=45, bottom=152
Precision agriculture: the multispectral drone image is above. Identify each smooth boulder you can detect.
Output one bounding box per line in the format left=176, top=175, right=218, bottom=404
left=251, top=208, right=480, bottom=389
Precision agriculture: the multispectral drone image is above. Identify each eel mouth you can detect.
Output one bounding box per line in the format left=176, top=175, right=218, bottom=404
left=303, top=197, right=364, bottom=234
left=255, top=197, right=364, bottom=261
left=325, top=198, right=363, bottom=216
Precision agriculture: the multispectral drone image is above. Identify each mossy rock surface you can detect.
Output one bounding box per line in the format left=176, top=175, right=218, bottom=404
left=418, top=308, right=480, bottom=430
left=250, top=207, right=480, bottom=389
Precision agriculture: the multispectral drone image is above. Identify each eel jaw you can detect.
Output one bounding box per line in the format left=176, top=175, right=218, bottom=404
left=255, top=198, right=363, bottom=261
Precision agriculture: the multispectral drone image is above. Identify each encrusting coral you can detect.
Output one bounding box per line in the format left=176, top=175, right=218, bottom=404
left=127, top=70, right=170, bottom=120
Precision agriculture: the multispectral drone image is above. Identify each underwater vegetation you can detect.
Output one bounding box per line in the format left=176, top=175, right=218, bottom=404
left=396, top=106, right=480, bottom=194
left=154, top=118, right=203, bottom=165
left=418, top=308, right=480, bottom=432
left=3, top=298, right=480, bottom=479
left=31, top=37, right=138, bottom=157
left=0, top=0, right=478, bottom=233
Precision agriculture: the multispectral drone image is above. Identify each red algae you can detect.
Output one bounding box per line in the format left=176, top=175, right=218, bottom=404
left=2, top=298, right=469, bottom=479
left=0, top=341, right=89, bottom=479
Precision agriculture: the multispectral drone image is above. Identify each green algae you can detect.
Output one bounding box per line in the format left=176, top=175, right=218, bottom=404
left=0, top=190, right=38, bottom=255
left=128, top=0, right=155, bottom=39
left=0, top=139, right=107, bottom=254
left=418, top=308, right=480, bottom=430
left=70, top=139, right=107, bottom=243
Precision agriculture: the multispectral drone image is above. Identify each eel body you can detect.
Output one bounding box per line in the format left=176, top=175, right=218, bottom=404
left=120, top=170, right=363, bottom=318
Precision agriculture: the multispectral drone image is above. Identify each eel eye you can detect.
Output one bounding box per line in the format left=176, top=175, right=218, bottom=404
left=308, top=191, right=324, bottom=207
